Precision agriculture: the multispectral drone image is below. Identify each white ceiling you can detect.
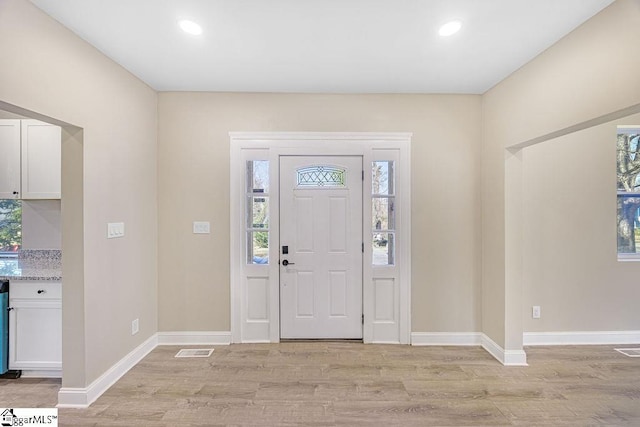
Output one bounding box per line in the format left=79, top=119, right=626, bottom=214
left=30, top=0, right=614, bottom=94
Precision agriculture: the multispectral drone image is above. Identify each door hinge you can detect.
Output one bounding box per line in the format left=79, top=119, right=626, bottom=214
left=362, top=313, right=364, bottom=324
left=362, top=242, right=364, bottom=253
left=362, top=170, right=365, bottom=181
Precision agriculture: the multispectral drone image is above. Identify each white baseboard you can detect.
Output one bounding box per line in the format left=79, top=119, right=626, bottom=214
left=157, top=331, right=232, bottom=346
left=410, top=332, right=527, bottom=366
left=57, top=331, right=232, bottom=408
left=57, top=334, right=158, bottom=408
left=481, top=334, right=528, bottom=366
left=20, top=370, right=62, bottom=378
left=411, top=332, right=481, bottom=346
left=524, top=330, right=640, bottom=346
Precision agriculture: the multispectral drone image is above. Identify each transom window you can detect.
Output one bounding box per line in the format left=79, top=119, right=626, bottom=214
left=296, top=166, right=346, bottom=188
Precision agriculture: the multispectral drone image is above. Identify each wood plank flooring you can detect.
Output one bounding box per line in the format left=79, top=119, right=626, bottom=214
left=1, top=343, right=640, bottom=426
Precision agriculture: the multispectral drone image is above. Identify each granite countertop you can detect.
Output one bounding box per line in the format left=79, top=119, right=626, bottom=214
left=0, top=250, right=62, bottom=281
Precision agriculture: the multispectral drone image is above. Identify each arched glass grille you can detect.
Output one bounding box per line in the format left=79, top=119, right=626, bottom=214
left=296, top=166, right=346, bottom=187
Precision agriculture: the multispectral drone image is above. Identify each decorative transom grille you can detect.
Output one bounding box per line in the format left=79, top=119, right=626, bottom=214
left=297, top=166, right=345, bottom=187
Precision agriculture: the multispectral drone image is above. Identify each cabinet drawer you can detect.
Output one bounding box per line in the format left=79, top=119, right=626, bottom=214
left=9, top=281, right=61, bottom=299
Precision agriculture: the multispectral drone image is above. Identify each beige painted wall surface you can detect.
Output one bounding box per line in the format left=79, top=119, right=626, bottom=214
left=22, top=200, right=61, bottom=249
left=523, top=112, right=640, bottom=331
left=482, top=0, right=640, bottom=346
left=158, top=93, right=482, bottom=334
left=0, top=0, right=158, bottom=387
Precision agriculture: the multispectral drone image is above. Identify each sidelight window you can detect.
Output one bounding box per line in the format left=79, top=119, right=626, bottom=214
left=246, top=160, right=269, bottom=264
left=372, top=161, right=395, bottom=265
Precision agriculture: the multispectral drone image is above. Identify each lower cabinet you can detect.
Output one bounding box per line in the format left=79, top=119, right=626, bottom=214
left=8, top=281, right=62, bottom=375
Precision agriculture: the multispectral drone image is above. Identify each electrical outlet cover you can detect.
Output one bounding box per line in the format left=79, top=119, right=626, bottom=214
left=532, top=306, right=541, bottom=319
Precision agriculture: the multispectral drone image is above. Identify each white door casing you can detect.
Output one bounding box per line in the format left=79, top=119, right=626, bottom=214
left=279, top=156, right=363, bottom=339
left=230, top=132, right=412, bottom=344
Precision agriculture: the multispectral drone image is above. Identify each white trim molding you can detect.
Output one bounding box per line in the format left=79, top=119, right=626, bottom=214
left=524, top=331, right=640, bottom=346
left=20, top=370, right=62, bottom=378
left=157, top=331, right=232, bottom=346
left=411, top=332, right=482, bottom=346
left=230, top=132, right=412, bottom=345
left=57, top=334, right=158, bottom=408
left=57, top=331, right=232, bottom=408
left=410, top=332, right=528, bottom=366
left=481, top=334, right=528, bottom=366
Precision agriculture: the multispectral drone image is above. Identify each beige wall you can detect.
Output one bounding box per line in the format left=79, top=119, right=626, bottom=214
left=523, top=112, right=640, bottom=332
left=2, top=0, right=636, bottom=393
left=482, top=0, right=640, bottom=347
left=158, top=93, right=482, bottom=333
left=22, top=200, right=62, bottom=250
left=0, top=0, right=158, bottom=387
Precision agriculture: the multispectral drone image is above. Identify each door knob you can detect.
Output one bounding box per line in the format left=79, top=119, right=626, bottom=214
left=282, top=259, right=295, bottom=266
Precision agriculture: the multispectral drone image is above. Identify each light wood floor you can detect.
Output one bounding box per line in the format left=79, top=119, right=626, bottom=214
left=1, top=343, right=640, bottom=426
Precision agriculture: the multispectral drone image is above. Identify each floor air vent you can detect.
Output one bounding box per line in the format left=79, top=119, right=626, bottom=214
left=615, top=348, right=640, bottom=357
left=175, top=349, right=214, bottom=358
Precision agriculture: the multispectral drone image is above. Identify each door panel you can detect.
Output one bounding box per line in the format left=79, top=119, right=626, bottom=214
left=280, top=156, right=363, bottom=339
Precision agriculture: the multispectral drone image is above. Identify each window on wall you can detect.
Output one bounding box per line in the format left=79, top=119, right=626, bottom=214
left=0, top=199, right=21, bottom=255
left=617, top=127, right=640, bottom=258
left=372, top=161, right=395, bottom=265
left=246, top=161, right=269, bottom=264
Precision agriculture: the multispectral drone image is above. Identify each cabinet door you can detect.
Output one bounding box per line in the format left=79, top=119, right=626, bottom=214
left=8, top=299, right=62, bottom=370
left=21, top=120, right=61, bottom=199
left=0, top=120, right=21, bottom=199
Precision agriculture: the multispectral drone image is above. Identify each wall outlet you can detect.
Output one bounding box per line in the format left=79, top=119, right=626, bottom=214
left=193, top=221, right=211, bottom=234
left=131, top=318, right=139, bottom=335
left=532, top=306, right=541, bottom=319
left=107, top=222, right=125, bottom=239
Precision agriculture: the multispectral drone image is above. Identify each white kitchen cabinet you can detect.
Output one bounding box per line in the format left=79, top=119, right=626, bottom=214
left=0, top=119, right=61, bottom=200
left=21, top=120, right=62, bottom=199
left=0, top=120, right=21, bottom=199
left=8, top=281, right=62, bottom=376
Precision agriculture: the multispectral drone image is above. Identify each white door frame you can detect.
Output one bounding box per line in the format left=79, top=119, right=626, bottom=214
left=230, top=132, right=412, bottom=344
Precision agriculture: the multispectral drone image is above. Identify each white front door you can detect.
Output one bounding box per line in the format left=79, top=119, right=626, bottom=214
left=279, top=156, right=363, bottom=339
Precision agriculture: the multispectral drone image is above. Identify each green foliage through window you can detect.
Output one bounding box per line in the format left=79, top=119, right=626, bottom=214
left=617, top=129, right=640, bottom=254
left=0, top=199, right=21, bottom=252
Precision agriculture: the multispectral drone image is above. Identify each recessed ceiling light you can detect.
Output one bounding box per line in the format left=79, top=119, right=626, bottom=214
left=178, top=19, right=203, bottom=36
left=439, top=20, right=462, bottom=37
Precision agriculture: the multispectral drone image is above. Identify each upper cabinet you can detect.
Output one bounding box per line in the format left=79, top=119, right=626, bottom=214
left=0, top=120, right=21, bottom=199
left=21, top=120, right=62, bottom=199
left=0, top=119, right=61, bottom=200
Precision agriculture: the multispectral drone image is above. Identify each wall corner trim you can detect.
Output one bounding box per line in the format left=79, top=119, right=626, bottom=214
left=57, top=334, right=158, bottom=408
left=481, top=334, right=528, bottom=366
left=410, top=332, right=528, bottom=366
left=157, top=331, right=232, bottom=345
left=523, top=331, right=640, bottom=346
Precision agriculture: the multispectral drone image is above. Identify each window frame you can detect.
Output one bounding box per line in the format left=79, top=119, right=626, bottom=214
left=616, top=126, right=640, bottom=261
left=246, top=160, right=270, bottom=265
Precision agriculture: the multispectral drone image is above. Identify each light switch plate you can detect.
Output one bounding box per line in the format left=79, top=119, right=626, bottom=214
left=532, top=305, right=541, bottom=319
left=193, top=221, right=211, bottom=234
left=107, top=222, right=125, bottom=239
